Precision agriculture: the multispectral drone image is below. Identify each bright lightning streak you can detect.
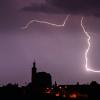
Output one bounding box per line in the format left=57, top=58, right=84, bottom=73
left=22, top=14, right=100, bottom=73
left=21, top=15, right=70, bottom=29
left=81, top=17, right=100, bottom=73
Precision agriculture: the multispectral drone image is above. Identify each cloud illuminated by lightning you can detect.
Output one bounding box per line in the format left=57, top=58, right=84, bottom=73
left=81, top=17, right=100, bottom=73
left=21, top=15, right=70, bottom=29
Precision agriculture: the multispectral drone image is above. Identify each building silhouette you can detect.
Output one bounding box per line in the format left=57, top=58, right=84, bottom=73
left=31, top=61, right=52, bottom=93
left=32, top=61, right=37, bottom=85
left=0, top=61, right=100, bottom=99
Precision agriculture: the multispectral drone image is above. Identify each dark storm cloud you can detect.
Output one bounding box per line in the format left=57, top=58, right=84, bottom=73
left=0, top=0, right=22, bottom=31
left=22, top=0, right=100, bottom=17
left=21, top=2, right=65, bottom=14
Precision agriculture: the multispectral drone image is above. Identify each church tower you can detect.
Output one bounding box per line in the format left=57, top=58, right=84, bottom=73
left=32, top=61, right=37, bottom=84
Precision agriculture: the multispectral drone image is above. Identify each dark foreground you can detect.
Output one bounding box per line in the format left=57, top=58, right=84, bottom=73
left=0, top=81, right=100, bottom=100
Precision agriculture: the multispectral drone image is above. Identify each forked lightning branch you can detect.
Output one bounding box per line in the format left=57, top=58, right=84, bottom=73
left=22, top=15, right=100, bottom=73
left=81, top=17, right=100, bottom=73
left=21, top=15, right=70, bottom=29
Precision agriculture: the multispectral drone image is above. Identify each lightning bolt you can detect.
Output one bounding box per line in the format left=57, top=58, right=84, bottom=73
left=21, top=15, right=70, bottom=29
left=22, top=14, right=100, bottom=73
left=81, top=17, right=100, bottom=73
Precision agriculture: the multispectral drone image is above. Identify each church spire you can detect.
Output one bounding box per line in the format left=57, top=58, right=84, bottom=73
left=32, top=60, right=37, bottom=84
left=33, top=60, right=36, bottom=68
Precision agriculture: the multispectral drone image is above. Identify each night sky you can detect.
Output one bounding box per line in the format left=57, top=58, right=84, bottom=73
left=0, top=0, right=100, bottom=86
